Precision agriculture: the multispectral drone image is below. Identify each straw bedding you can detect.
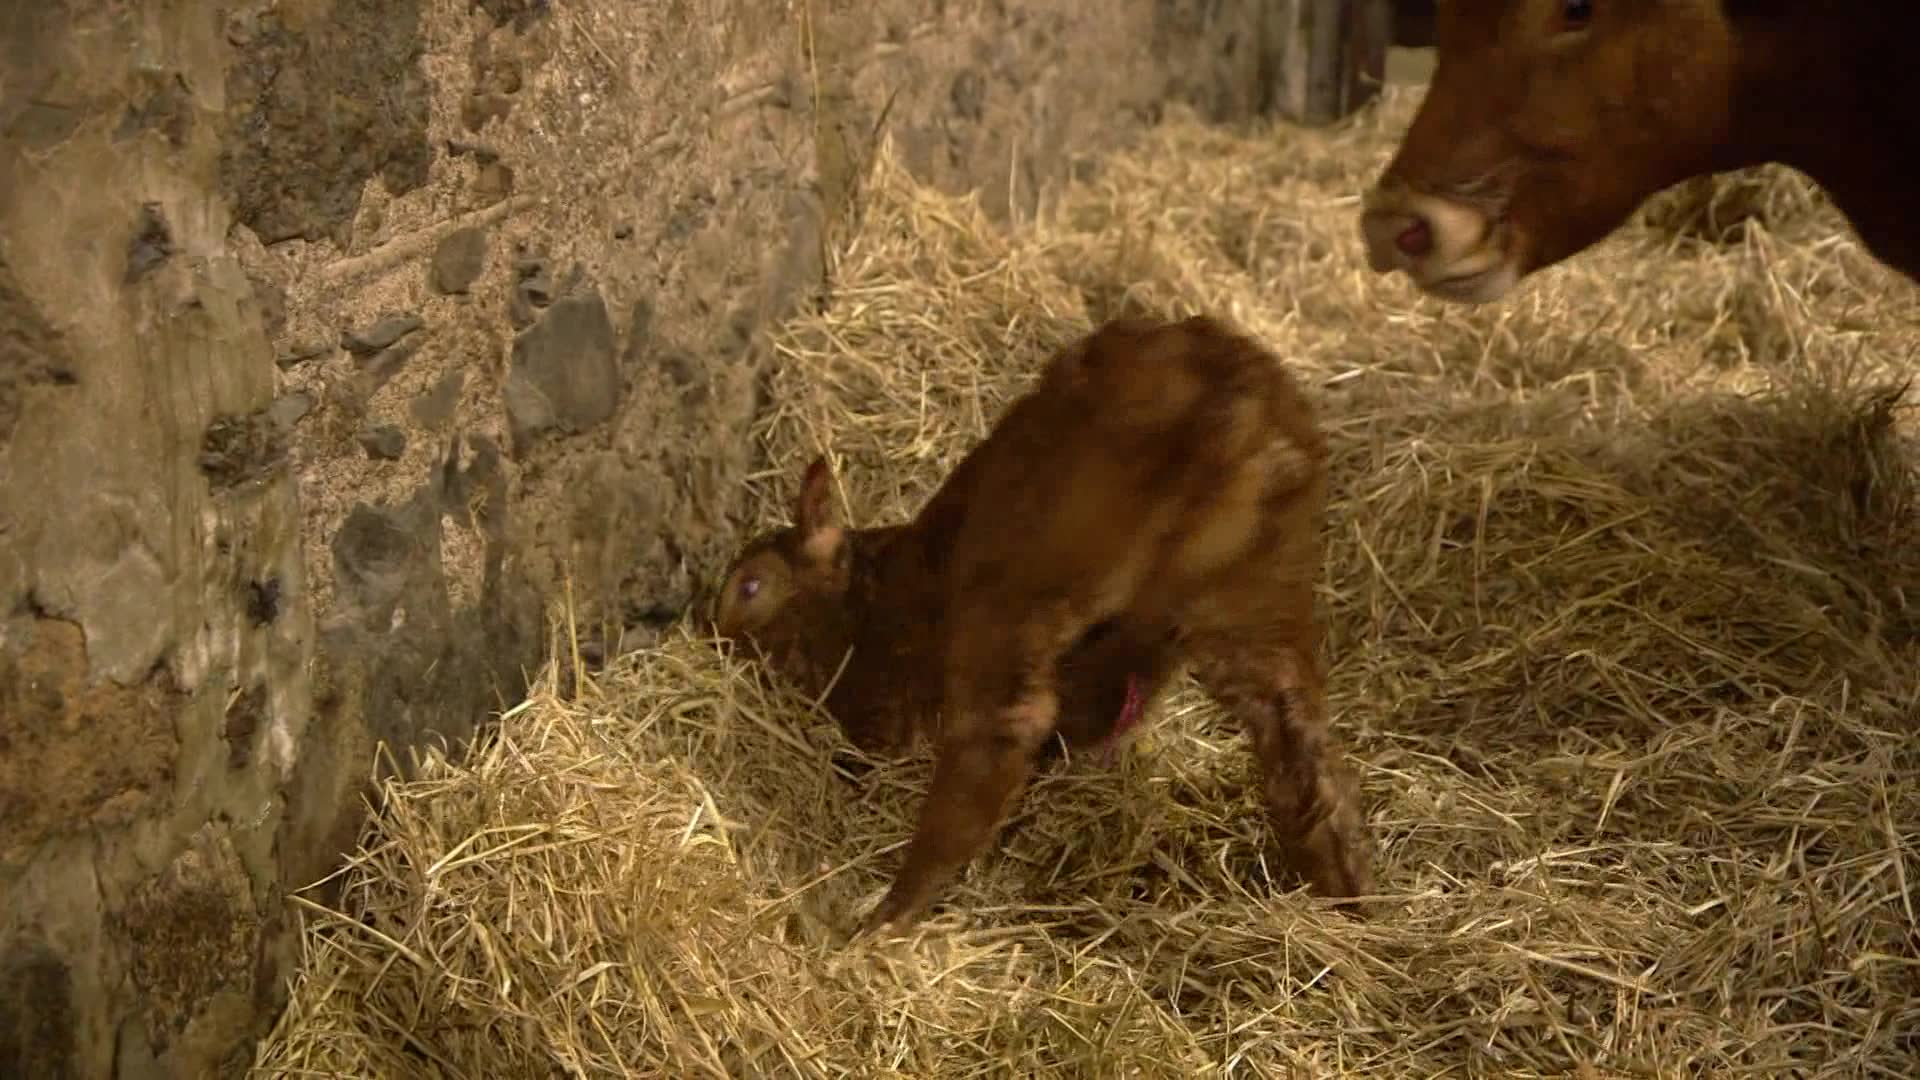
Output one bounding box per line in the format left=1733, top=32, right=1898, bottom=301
left=254, top=87, right=1919, bottom=1078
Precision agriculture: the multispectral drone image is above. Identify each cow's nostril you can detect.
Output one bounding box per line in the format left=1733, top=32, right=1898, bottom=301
left=1396, top=219, right=1433, bottom=257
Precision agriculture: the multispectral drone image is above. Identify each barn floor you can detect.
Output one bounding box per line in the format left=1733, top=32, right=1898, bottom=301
left=253, top=87, right=1920, bottom=1078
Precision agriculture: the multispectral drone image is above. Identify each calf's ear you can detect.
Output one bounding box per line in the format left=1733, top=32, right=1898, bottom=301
left=794, top=455, right=846, bottom=566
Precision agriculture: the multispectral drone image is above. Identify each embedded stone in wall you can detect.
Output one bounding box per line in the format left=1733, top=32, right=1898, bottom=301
left=199, top=408, right=290, bottom=493
left=412, top=370, right=465, bottom=430
left=267, top=392, right=314, bottom=431
left=342, top=313, right=427, bottom=397
left=112, top=829, right=259, bottom=1056
left=504, top=286, right=621, bottom=453
left=0, top=616, right=181, bottom=870
left=330, top=501, right=437, bottom=630
left=341, top=313, right=424, bottom=357
left=0, top=939, right=76, bottom=1079
left=430, top=226, right=490, bottom=295
left=357, top=425, right=408, bottom=461
left=507, top=251, right=554, bottom=329
left=220, top=0, right=434, bottom=245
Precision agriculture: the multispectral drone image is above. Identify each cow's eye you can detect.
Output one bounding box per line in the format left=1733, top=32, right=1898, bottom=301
left=1561, top=0, right=1593, bottom=29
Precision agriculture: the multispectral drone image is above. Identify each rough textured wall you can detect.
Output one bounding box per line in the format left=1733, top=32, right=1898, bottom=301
left=0, top=0, right=1294, bottom=1075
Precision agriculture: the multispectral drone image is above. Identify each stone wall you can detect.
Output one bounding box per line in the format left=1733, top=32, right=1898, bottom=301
left=0, top=1, right=1306, bottom=1075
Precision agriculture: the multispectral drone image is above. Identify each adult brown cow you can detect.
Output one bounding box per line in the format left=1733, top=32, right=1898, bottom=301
left=1359, top=1, right=1920, bottom=304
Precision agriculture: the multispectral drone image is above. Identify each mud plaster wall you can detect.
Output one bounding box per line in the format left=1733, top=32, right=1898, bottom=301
left=0, top=0, right=1295, bottom=1075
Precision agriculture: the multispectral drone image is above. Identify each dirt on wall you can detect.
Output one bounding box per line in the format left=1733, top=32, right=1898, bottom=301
left=0, top=0, right=1305, bottom=1075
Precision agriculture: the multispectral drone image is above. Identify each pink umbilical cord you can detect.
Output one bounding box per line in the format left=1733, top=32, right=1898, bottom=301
left=1097, top=673, right=1145, bottom=767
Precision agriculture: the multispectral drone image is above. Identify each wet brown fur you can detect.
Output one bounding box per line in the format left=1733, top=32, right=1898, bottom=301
left=712, top=314, right=1371, bottom=937
left=708, top=481, right=1185, bottom=763
left=1369, top=2, right=1920, bottom=287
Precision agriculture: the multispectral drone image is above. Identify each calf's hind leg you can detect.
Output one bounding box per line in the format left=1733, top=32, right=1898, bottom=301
left=1192, top=637, right=1372, bottom=905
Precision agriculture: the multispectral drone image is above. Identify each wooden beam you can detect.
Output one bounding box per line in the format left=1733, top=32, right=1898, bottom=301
left=1267, top=0, right=1392, bottom=127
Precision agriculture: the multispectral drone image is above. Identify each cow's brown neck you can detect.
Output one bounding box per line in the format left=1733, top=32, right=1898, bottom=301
left=1724, top=8, right=1920, bottom=277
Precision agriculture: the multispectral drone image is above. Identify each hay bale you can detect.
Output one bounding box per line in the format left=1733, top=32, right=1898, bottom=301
left=255, top=88, right=1920, bottom=1078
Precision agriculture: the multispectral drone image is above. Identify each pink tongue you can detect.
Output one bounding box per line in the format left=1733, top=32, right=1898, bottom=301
left=1098, top=674, right=1145, bottom=766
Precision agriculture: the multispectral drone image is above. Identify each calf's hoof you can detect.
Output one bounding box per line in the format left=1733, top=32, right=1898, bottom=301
left=1286, top=823, right=1373, bottom=914
left=1283, top=772, right=1374, bottom=913
left=852, top=884, right=928, bottom=942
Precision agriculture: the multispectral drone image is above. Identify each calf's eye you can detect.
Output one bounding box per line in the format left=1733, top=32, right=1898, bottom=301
left=1561, top=0, right=1593, bottom=29
left=739, top=576, right=761, bottom=601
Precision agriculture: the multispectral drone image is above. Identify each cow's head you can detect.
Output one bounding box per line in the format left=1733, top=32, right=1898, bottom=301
left=1360, top=1, right=1741, bottom=304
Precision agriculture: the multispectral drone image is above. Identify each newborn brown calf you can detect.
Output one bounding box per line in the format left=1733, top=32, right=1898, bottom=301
left=711, top=460, right=1186, bottom=763
left=713, top=314, right=1370, bottom=937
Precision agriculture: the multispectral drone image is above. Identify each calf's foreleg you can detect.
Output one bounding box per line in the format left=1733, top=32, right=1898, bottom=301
left=856, top=610, right=1082, bottom=938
